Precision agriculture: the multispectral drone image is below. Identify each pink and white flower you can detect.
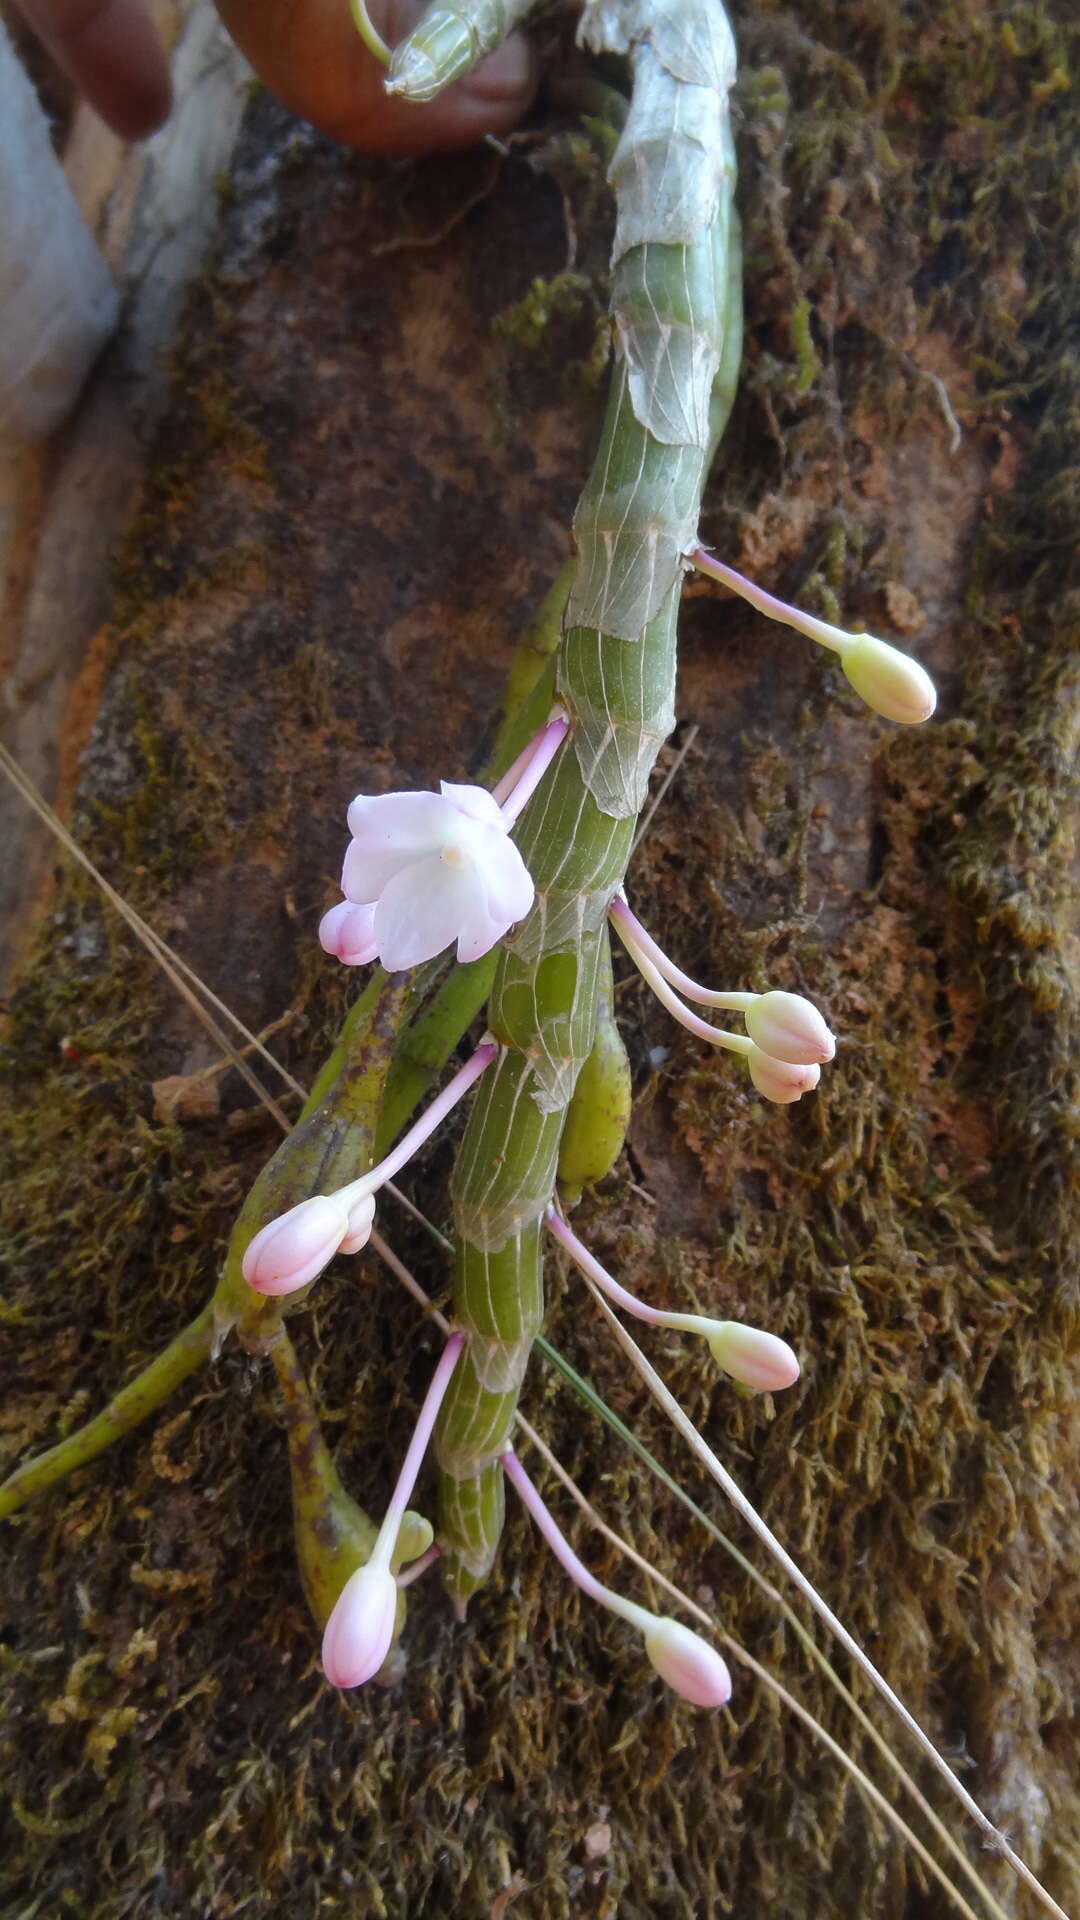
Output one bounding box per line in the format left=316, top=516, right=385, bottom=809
left=242, top=1044, right=497, bottom=1297
left=609, top=895, right=834, bottom=1106
left=545, top=1208, right=800, bottom=1395
left=322, top=1333, right=466, bottom=1690
left=319, top=712, right=569, bottom=974
left=339, top=782, right=534, bottom=970
left=693, top=549, right=937, bottom=726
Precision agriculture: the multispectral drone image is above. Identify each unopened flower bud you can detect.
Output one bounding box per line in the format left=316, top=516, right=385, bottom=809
left=319, top=900, right=379, bottom=967
left=707, top=1322, right=800, bottom=1392
left=747, top=1049, right=821, bottom=1105
left=394, top=1513, right=434, bottom=1565
left=643, top=1617, right=732, bottom=1708
left=841, top=632, right=937, bottom=725
left=321, top=1561, right=399, bottom=1689
left=242, top=1194, right=350, bottom=1296
left=338, top=1193, right=376, bottom=1255
left=746, top=990, right=835, bottom=1067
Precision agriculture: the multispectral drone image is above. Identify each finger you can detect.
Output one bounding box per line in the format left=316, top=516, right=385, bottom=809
left=214, top=0, right=537, bottom=157
left=13, top=0, right=171, bottom=139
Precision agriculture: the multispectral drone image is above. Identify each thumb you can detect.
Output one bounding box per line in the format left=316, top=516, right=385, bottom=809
left=10, top=0, right=172, bottom=140
left=214, top=0, right=538, bottom=156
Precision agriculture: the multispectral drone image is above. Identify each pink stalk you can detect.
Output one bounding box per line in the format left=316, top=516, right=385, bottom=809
left=502, top=1450, right=733, bottom=1705
left=395, top=1542, right=443, bottom=1589
left=546, top=1208, right=675, bottom=1330
left=247, top=1046, right=497, bottom=1297
left=322, top=1333, right=464, bottom=1691
left=611, top=899, right=833, bottom=1070
left=609, top=896, right=753, bottom=1012
left=370, top=1331, right=466, bottom=1568
left=490, top=735, right=541, bottom=809
left=349, top=1040, right=499, bottom=1200
left=692, top=549, right=848, bottom=655
left=497, top=711, right=570, bottom=826
left=501, top=1449, right=648, bottom=1627
left=545, top=1209, right=800, bottom=1391
left=614, top=924, right=753, bottom=1056
left=613, top=926, right=821, bottom=1103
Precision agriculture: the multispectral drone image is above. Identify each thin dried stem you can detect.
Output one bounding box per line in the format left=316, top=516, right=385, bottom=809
left=585, top=1281, right=1067, bottom=1920
left=514, top=1423, right=990, bottom=1920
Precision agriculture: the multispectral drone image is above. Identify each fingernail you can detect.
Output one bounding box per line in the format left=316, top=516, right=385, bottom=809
left=463, top=33, right=534, bottom=103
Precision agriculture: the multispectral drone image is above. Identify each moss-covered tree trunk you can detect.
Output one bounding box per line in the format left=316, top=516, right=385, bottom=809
left=1, top=5, right=1076, bottom=1916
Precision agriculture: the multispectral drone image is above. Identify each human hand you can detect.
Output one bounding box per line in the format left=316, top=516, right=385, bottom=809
left=215, top=0, right=538, bottom=155
left=10, top=0, right=173, bottom=140
left=10, top=0, right=537, bottom=151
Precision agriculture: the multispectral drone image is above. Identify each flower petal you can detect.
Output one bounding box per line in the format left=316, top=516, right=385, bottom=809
left=455, top=908, right=510, bottom=965
left=338, top=1193, right=376, bottom=1254
left=478, top=832, right=535, bottom=925
left=438, top=780, right=509, bottom=830
left=643, top=1618, right=732, bottom=1708
left=242, top=1194, right=350, bottom=1295
left=342, top=791, right=453, bottom=900
left=373, top=856, right=479, bottom=970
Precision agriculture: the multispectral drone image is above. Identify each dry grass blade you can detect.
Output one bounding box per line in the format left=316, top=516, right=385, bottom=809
left=584, top=1280, right=1069, bottom=1920
left=0, top=744, right=296, bottom=1126
left=515, top=1421, right=991, bottom=1920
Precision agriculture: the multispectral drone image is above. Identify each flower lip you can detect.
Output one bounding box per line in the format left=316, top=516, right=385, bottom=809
left=437, top=780, right=509, bottom=829
left=747, top=1049, right=821, bottom=1105
left=319, top=900, right=379, bottom=968
left=338, top=1193, right=376, bottom=1255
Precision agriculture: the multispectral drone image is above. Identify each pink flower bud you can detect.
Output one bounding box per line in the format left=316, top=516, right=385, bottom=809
left=747, top=1049, right=821, bottom=1105
left=707, top=1322, right=800, bottom=1392
left=643, top=1618, right=732, bottom=1707
left=841, top=632, right=937, bottom=725
left=746, top=990, right=835, bottom=1066
left=242, top=1194, right=350, bottom=1296
left=321, top=1561, right=398, bottom=1689
left=319, top=900, right=379, bottom=967
left=338, top=1193, right=376, bottom=1255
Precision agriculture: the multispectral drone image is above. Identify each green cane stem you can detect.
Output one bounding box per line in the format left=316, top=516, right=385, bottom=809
left=0, top=1305, right=216, bottom=1519
left=435, top=0, right=743, bottom=1604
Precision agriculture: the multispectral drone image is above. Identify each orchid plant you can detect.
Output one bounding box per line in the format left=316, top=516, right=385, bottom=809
left=0, top=0, right=938, bottom=1691
left=7, top=3, right=1065, bottom=1914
